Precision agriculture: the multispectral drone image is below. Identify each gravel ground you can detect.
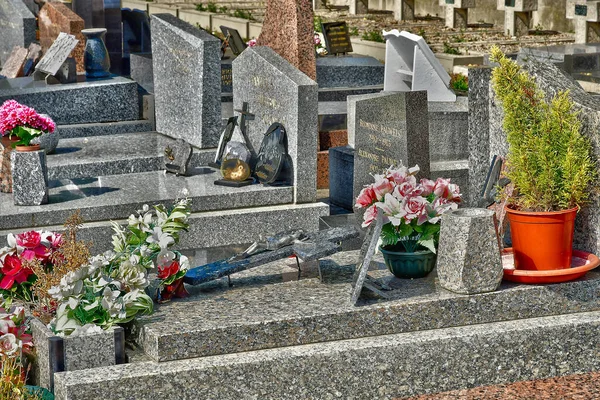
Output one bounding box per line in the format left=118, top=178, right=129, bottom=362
left=398, top=371, right=600, bottom=399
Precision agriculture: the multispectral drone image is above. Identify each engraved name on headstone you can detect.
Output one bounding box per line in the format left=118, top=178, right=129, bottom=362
left=321, top=21, right=353, bottom=55
left=35, top=32, right=79, bottom=76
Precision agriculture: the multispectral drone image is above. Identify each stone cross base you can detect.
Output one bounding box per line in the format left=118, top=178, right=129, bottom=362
left=446, top=6, right=469, bottom=29
left=505, top=10, right=532, bottom=36
left=349, top=0, right=368, bottom=14
left=394, top=0, right=415, bottom=20
left=575, top=19, right=600, bottom=43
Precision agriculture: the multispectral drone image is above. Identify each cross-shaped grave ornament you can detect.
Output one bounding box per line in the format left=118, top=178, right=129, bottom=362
left=235, top=102, right=255, bottom=137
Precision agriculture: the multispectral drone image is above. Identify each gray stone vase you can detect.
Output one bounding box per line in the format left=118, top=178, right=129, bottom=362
left=436, top=208, right=503, bottom=295
left=82, top=28, right=111, bottom=79
left=10, top=149, right=49, bottom=206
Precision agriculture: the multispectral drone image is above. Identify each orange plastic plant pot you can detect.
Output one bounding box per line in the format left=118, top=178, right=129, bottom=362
left=505, top=206, right=578, bottom=271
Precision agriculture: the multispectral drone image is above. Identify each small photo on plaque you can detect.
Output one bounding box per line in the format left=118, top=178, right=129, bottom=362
left=321, top=21, right=353, bottom=55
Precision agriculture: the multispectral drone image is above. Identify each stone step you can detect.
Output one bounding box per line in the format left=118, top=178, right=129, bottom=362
left=0, top=76, right=140, bottom=125
left=46, top=132, right=213, bottom=180
left=56, top=120, right=154, bottom=139
left=133, top=250, right=600, bottom=362
left=53, top=308, right=600, bottom=399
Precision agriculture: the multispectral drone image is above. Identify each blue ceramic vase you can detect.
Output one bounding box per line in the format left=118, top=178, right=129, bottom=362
left=82, top=28, right=110, bottom=78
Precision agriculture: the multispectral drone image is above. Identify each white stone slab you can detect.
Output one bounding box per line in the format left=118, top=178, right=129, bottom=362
left=383, top=30, right=456, bottom=102
left=35, top=32, right=78, bottom=76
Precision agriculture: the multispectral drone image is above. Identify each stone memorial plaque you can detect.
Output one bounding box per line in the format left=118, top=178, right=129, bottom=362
left=254, top=123, right=287, bottom=184
left=350, top=91, right=431, bottom=207
left=164, top=139, right=193, bottom=176
left=505, top=0, right=516, bottom=6
left=350, top=211, right=383, bottom=305
left=221, top=60, right=233, bottom=93
left=0, top=46, right=28, bottom=78
left=446, top=0, right=455, bottom=3
left=233, top=46, right=318, bottom=203
left=321, top=22, right=353, bottom=55
left=575, top=4, right=588, bottom=16
left=220, top=26, right=247, bottom=56
left=35, top=32, right=79, bottom=76
left=152, top=14, right=221, bottom=148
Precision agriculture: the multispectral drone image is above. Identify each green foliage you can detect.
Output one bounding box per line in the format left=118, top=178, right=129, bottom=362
left=349, top=26, right=359, bottom=36
left=361, top=30, right=385, bottom=43
left=218, top=5, right=227, bottom=13
left=233, top=9, right=253, bottom=20
left=314, top=15, right=323, bottom=33
left=443, top=42, right=461, bottom=55
left=207, top=2, right=217, bottom=12
left=490, top=46, right=596, bottom=211
left=449, top=73, right=468, bottom=92
left=380, top=218, right=441, bottom=253
left=195, top=3, right=206, bottom=11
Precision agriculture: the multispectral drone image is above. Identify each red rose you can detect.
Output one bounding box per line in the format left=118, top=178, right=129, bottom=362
left=0, top=254, right=33, bottom=290
left=16, top=231, right=41, bottom=249
left=157, top=260, right=180, bottom=279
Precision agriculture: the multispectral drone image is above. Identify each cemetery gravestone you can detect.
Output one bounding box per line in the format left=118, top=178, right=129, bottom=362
left=321, top=22, right=353, bottom=55
left=35, top=32, right=79, bottom=78
left=439, top=0, right=475, bottom=29
left=257, top=0, right=316, bottom=80
left=151, top=14, right=221, bottom=149
left=1, top=46, right=28, bottom=78
left=233, top=46, right=318, bottom=203
left=383, top=30, right=456, bottom=102
left=393, top=0, right=415, bottom=21
left=38, top=2, right=86, bottom=73
left=349, top=91, right=431, bottom=206
left=0, top=0, right=36, bottom=66
left=497, top=0, right=538, bottom=37
left=566, top=0, right=600, bottom=44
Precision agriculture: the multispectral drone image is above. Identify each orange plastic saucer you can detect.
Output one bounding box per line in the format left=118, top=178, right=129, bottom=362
left=502, top=248, right=600, bottom=284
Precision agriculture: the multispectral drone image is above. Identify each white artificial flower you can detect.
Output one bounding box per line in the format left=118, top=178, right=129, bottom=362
left=179, top=254, right=190, bottom=272
left=70, top=323, right=103, bottom=336
left=146, top=227, right=174, bottom=250
left=0, top=333, right=20, bottom=356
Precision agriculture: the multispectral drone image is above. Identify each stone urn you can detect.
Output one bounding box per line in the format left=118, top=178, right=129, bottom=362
left=82, top=28, right=111, bottom=78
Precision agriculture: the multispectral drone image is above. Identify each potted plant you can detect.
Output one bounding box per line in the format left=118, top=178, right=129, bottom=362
left=490, top=46, right=596, bottom=271
left=0, top=100, right=55, bottom=152
left=355, top=164, right=461, bottom=278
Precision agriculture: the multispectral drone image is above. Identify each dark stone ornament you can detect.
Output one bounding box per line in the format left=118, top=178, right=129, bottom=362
left=254, top=123, right=291, bottom=185
left=82, top=28, right=111, bottom=79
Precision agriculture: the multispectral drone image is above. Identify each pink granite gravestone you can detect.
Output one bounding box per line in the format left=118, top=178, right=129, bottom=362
left=257, top=0, right=316, bottom=80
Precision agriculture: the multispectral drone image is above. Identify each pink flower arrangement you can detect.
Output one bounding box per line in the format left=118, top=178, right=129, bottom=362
left=0, top=304, right=32, bottom=358
left=355, top=165, right=461, bottom=253
left=247, top=38, right=257, bottom=47
left=0, top=230, right=63, bottom=301
left=0, top=100, right=55, bottom=147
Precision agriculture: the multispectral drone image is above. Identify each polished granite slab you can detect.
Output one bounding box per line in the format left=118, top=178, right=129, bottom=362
left=47, top=132, right=213, bottom=180
left=135, top=249, right=600, bottom=362
left=0, top=169, right=293, bottom=230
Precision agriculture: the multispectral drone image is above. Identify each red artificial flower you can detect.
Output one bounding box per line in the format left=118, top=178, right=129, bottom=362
left=157, top=260, right=180, bottom=279
left=0, top=254, right=33, bottom=290
left=16, top=230, right=41, bottom=249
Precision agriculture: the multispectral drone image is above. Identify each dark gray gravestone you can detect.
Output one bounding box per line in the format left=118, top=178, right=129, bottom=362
left=233, top=46, right=318, bottom=203
left=220, top=26, right=247, bottom=56
left=0, top=0, right=36, bottom=66
left=321, top=21, right=353, bottom=55
left=35, top=32, right=79, bottom=76
left=151, top=14, right=221, bottom=149
left=349, top=91, right=430, bottom=206
left=350, top=211, right=383, bottom=305
left=164, top=139, right=193, bottom=176
left=122, top=8, right=151, bottom=54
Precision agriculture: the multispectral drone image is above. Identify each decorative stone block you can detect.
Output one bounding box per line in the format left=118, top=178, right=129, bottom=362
left=30, top=318, right=124, bottom=392
left=38, top=2, right=86, bottom=72
left=437, top=208, right=503, bottom=295
left=258, top=0, right=316, bottom=80
left=0, top=0, right=36, bottom=66
left=10, top=149, right=48, bottom=206
left=0, top=46, right=28, bottom=78
left=151, top=14, right=221, bottom=149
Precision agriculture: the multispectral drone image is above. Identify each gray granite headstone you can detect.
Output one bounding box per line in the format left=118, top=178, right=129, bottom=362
left=35, top=32, right=79, bottom=76
left=349, top=91, right=431, bottom=207
left=233, top=46, right=318, bottom=203
left=10, top=150, right=48, bottom=206
left=164, top=139, right=192, bottom=176
left=436, top=208, right=503, bottom=295
left=0, top=0, right=36, bottom=66
left=151, top=14, right=221, bottom=149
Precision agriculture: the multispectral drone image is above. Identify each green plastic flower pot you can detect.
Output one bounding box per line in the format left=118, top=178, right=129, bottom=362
left=380, top=245, right=437, bottom=279
left=25, top=385, right=54, bottom=400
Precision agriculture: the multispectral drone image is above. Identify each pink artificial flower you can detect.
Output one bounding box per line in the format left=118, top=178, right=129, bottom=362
left=0, top=100, right=55, bottom=137
left=433, top=178, right=451, bottom=199
left=16, top=231, right=41, bottom=249
left=420, top=179, right=435, bottom=196
left=404, top=195, right=427, bottom=223
left=362, top=205, right=378, bottom=228
left=386, top=165, right=409, bottom=184
left=372, top=177, right=394, bottom=201
left=314, top=34, right=321, bottom=45
left=41, top=231, right=63, bottom=249
left=247, top=39, right=257, bottom=47
left=355, top=186, right=376, bottom=208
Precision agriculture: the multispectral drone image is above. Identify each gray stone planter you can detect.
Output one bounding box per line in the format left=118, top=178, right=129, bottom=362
left=436, top=208, right=503, bottom=294
left=30, top=319, right=125, bottom=393
left=10, top=149, right=48, bottom=205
